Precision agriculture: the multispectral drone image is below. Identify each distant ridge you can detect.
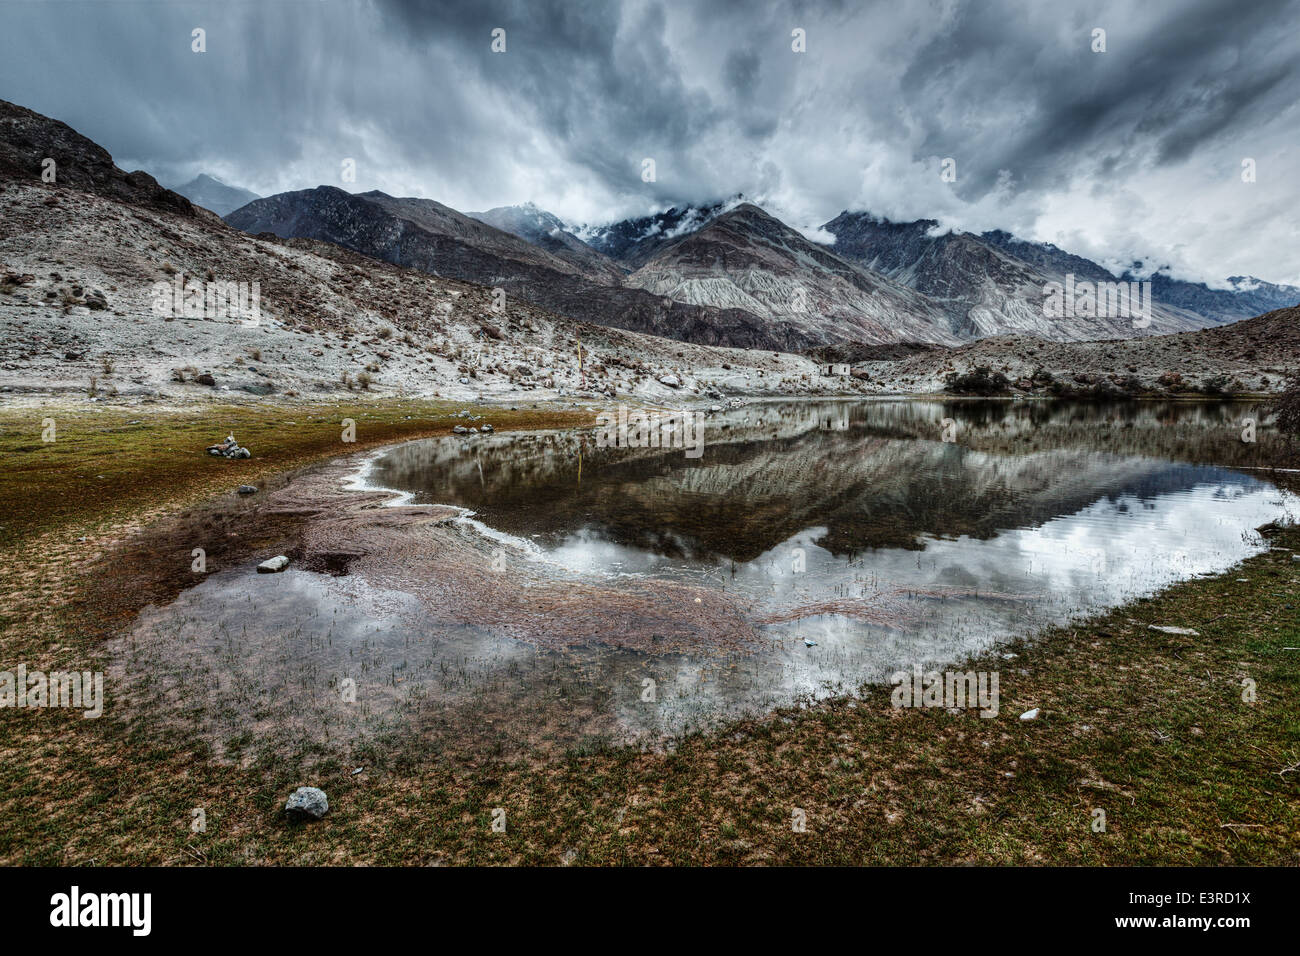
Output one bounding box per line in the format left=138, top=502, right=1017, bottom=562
left=173, top=173, right=261, bottom=216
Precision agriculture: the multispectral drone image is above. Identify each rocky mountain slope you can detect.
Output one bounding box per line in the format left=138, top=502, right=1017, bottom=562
left=628, top=203, right=960, bottom=345
left=1122, top=268, right=1300, bottom=323
left=979, top=229, right=1300, bottom=324
left=822, top=211, right=1209, bottom=339
left=173, top=173, right=261, bottom=217
left=226, top=187, right=887, bottom=351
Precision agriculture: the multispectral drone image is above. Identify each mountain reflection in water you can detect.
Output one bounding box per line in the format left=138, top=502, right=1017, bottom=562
left=119, top=400, right=1295, bottom=758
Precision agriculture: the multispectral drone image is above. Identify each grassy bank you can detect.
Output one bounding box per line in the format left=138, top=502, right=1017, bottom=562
left=0, top=399, right=596, bottom=551
left=0, top=402, right=1296, bottom=865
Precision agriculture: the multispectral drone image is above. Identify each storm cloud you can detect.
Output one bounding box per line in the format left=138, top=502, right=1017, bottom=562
left=0, top=0, right=1296, bottom=284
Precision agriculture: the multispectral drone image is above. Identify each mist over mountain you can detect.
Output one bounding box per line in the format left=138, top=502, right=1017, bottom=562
left=576, top=197, right=744, bottom=268
left=173, top=173, right=260, bottom=217
left=467, top=202, right=623, bottom=280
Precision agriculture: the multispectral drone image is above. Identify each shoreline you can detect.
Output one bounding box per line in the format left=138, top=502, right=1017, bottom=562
left=1, top=399, right=1297, bottom=864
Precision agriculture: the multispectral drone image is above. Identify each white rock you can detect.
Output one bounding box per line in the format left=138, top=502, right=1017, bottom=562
left=1019, top=708, right=1040, bottom=721
left=257, top=555, right=290, bottom=573
left=284, top=786, right=329, bottom=820
left=1148, top=625, right=1199, bottom=636
left=658, top=374, right=681, bottom=388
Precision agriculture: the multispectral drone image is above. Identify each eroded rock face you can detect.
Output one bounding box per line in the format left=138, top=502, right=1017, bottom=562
left=284, top=787, right=329, bottom=820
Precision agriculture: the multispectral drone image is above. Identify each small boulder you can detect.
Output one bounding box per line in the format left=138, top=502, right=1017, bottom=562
left=481, top=423, right=494, bottom=432
left=452, top=425, right=468, bottom=434
left=284, top=786, right=329, bottom=820
left=196, top=372, right=216, bottom=387
left=658, top=374, right=682, bottom=388
left=257, top=555, right=290, bottom=574
left=1019, top=708, right=1040, bottom=721
left=237, top=485, right=258, bottom=495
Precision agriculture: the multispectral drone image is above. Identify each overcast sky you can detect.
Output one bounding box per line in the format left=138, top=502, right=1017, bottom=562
left=1, top=0, right=1297, bottom=285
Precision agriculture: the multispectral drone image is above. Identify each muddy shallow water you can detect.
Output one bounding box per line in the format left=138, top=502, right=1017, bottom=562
left=112, top=399, right=1297, bottom=761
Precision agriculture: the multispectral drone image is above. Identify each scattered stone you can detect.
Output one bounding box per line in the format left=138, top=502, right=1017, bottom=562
left=284, top=786, right=329, bottom=820
left=658, top=374, right=682, bottom=388
left=206, top=433, right=251, bottom=459
left=257, top=555, right=290, bottom=574
left=803, top=638, right=817, bottom=647
left=481, top=423, right=493, bottom=432
left=1019, top=708, right=1040, bottom=721
left=237, top=485, right=257, bottom=495
left=452, top=425, right=468, bottom=434
left=1148, top=625, right=1199, bottom=636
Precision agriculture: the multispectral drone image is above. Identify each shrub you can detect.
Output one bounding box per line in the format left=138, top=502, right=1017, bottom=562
left=1273, top=372, right=1300, bottom=446
left=1201, top=374, right=1233, bottom=397
left=944, top=365, right=1010, bottom=396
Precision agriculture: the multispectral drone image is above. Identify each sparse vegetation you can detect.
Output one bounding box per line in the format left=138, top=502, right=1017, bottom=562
left=945, top=364, right=1010, bottom=396
left=1272, top=371, right=1300, bottom=449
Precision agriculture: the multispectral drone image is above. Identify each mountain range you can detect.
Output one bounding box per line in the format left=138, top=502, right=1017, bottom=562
left=226, top=188, right=1298, bottom=352
left=2, top=95, right=1295, bottom=404
left=4, top=92, right=1295, bottom=360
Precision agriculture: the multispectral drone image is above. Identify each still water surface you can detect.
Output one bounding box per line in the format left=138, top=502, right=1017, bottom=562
left=120, top=400, right=1295, bottom=756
